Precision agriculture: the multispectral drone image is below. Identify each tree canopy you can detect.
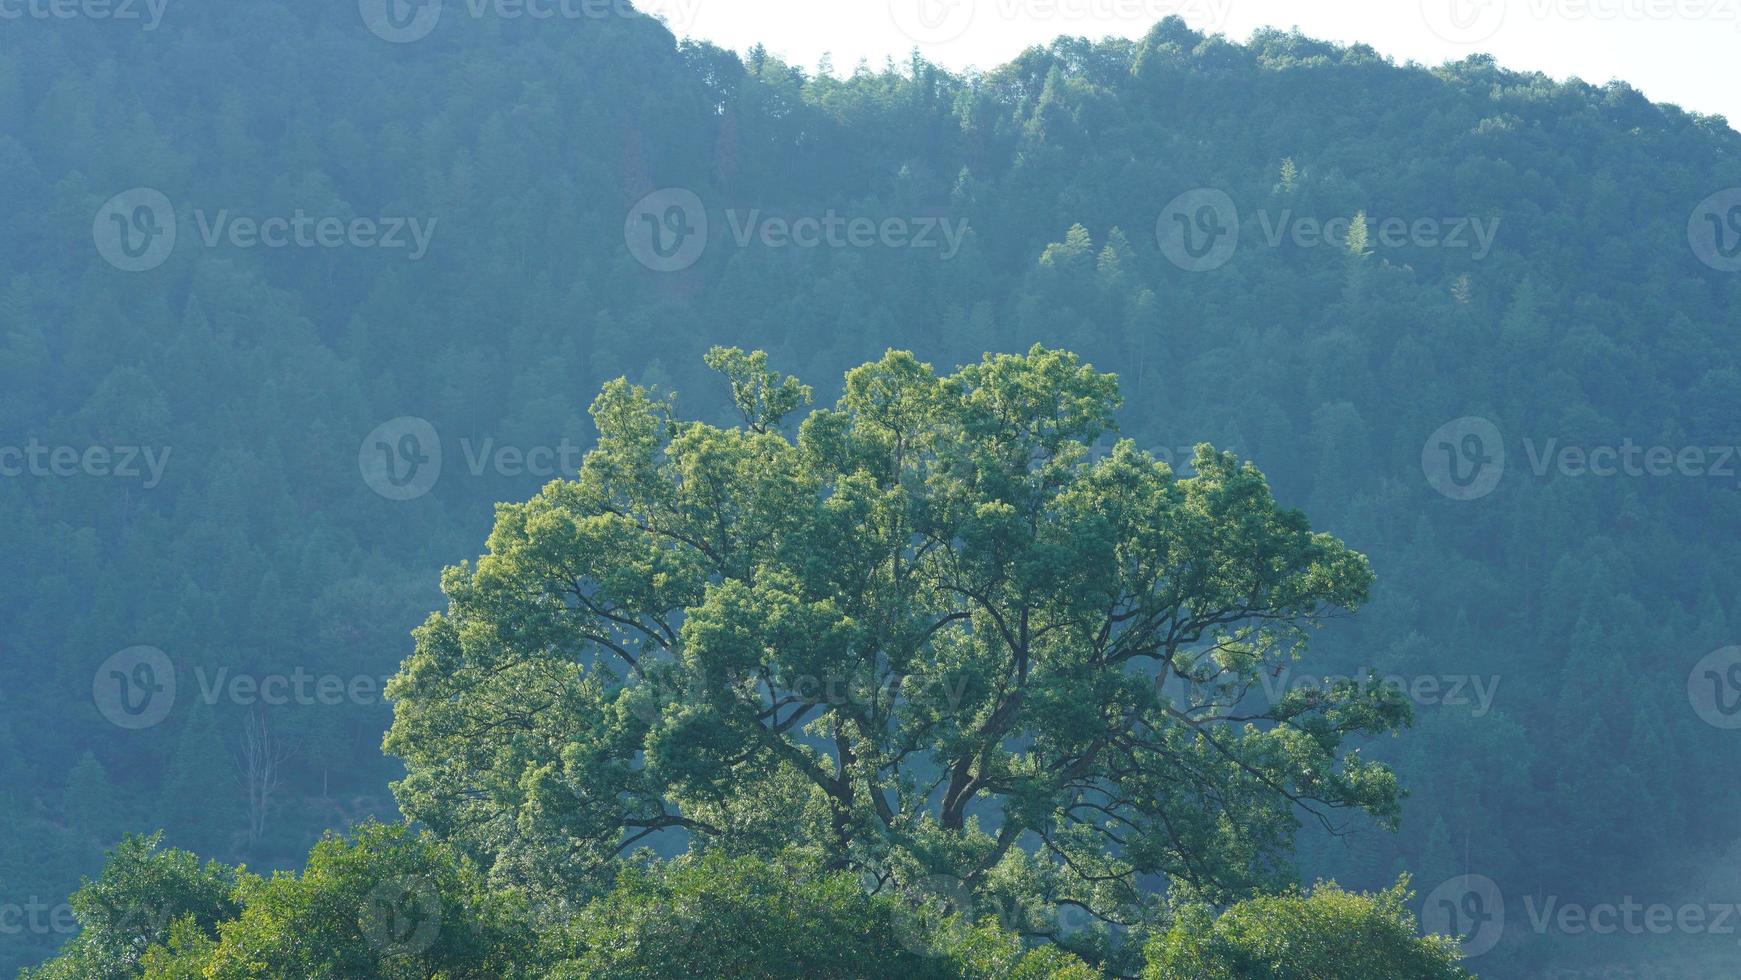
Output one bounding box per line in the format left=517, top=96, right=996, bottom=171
left=9, top=5, right=1740, bottom=976
left=384, top=346, right=1407, bottom=968
left=1144, top=878, right=1472, bottom=980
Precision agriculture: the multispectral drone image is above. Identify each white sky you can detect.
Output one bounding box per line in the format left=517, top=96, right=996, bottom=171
left=649, top=0, right=1738, bottom=127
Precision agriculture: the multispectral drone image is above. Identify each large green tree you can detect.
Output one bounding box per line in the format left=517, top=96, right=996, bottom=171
left=1144, top=878, right=1472, bottom=979
left=18, top=835, right=240, bottom=980
left=547, top=851, right=1095, bottom=979
left=384, top=345, right=1408, bottom=963
left=135, top=823, right=531, bottom=980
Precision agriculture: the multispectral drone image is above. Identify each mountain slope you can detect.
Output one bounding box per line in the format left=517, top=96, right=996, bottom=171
left=3, top=10, right=1739, bottom=975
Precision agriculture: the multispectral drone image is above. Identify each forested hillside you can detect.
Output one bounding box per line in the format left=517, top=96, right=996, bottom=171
left=4, top=6, right=1740, bottom=976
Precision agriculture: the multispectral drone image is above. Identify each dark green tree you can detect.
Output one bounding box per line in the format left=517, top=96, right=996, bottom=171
left=1143, top=878, right=1470, bottom=979
left=19, top=834, right=240, bottom=980
left=385, top=346, right=1408, bottom=966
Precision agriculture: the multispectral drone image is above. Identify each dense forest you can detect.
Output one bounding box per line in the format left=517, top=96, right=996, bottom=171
left=3, top=4, right=1740, bottom=977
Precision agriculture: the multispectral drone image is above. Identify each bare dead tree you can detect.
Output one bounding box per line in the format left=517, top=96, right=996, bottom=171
left=232, top=711, right=297, bottom=849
